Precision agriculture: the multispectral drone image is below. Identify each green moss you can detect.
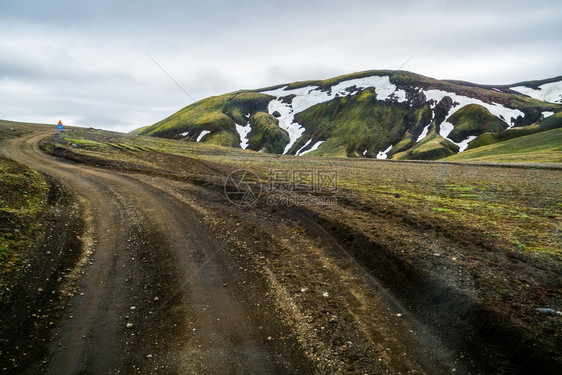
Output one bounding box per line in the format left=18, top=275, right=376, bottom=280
left=247, top=112, right=289, bottom=153
left=139, top=94, right=229, bottom=137
left=399, top=128, right=458, bottom=160
left=204, top=130, right=240, bottom=148
left=538, top=111, right=562, bottom=130
left=223, top=91, right=273, bottom=124
left=466, top=132, right=501, bottom=149
left=308, top=139, right=348, bottom=157
left=292, top=89, right=429, bottom=157
left=137, top=91, right=279, bottom=150
left=445, top=128, right=562, bottom=163
left=447, top=186, right=474, bottom=191
left=65, top=137, right=108, bottom=151
left=459, top=194, right=479, bottom=198
left=514, top=241, right=527, bottom=250
left=447, top=104, right=507, bottom=142
left=468, top=112, right=562, bottom=150
left=0, top=157, right=49, bottom=287
left=433, top=207, right=453, bottom=212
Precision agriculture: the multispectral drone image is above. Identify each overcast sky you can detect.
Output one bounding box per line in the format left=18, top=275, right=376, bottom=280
left=1, top=0, right=560, bottom=132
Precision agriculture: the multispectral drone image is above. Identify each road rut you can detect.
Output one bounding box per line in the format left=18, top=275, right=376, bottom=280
left=2, top=132, right=301, bottom=374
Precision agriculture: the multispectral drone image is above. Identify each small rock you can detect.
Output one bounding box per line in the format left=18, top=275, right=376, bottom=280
left=126, top=323, right=133, bottom=328
left=501, top=292, right=514, bottom=301
left=130, top=306, right=136, bottom=310
left=433, top=252, right=441, bottom=257
left=267, top=336, right=273, bottom=341
left=322, top=291, right=329, bottom=297
left=146, top=354, right=153, bottom=358
left=154, top=296, right=159, bottom=301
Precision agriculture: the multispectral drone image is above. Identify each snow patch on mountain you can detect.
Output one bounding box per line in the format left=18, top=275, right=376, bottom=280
left=267, top=98, right=307, bottom=154
left=179, top=131, right=189, bottom=137
left=196, top=130, right=210, bottom=142
left=295, top=139, right=312, bottom=156
left=456, top=136, right=477, bottom=152
left=423, top=89, right=525, bottom=152
left=330, top=76, right=407, bottom=102
left=510, top=81, right=562, bottom=104
left=235, top=123, right=251, bottom=149
left=300, top=140, right=324, bottom=156
left=542, top=111, right=554, bottom=118
left=262, top=75, right=407, bottom=154
left=417, top=124, right=430, bottom=142
left=439, top=121, right=454, bottom=139
left=417, top=112, right=435, bottom=143
left=376, top=145, right=393, bottom=159
left=439, top=121, right=476, bottom=152
left=423, top=89, right=524, bottom=126
left=392, top=89, right=407, bottom=102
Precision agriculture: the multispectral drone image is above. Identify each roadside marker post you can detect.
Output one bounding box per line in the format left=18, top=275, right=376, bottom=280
left=57, top=120, right=63, bottom=138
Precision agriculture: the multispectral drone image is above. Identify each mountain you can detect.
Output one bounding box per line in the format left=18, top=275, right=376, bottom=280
left=134, top=71, right=562, bottom=160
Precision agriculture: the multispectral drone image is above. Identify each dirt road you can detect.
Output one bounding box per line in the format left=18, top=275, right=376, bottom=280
left=2, top=129, right=559, bottom=374
left=1, top=132, right=312, bottom=374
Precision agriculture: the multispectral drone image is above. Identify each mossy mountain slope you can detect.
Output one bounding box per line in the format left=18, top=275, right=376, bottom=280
left=136, top=71, right=562, bottom=160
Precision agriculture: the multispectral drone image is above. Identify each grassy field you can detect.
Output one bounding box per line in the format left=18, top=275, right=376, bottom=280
left=0, top=121, right=53, bottom=292
left=56, top=127, right=562, bottom=256
left=0, top=156, right=49, bottom=292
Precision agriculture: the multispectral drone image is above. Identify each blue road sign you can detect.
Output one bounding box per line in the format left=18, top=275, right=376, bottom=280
left=57, top=124, right=63, bottom=130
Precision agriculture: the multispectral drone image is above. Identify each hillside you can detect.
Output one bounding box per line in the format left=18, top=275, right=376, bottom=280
left=443, top=127, right=562, bottom=163
left=135, top=71, right=562, bottom=160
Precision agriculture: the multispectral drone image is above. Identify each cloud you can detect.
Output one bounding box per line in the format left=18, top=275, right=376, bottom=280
left=0, top=0, right=560, bottom=132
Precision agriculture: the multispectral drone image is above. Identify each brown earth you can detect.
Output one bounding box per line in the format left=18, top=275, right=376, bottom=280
left=0, top=126, right=560, bottom=374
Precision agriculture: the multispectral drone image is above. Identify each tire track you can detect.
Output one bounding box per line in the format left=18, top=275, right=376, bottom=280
left=2, top=132, right=297, bottom=374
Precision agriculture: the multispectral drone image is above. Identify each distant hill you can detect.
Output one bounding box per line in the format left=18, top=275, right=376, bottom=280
left=134, top=71, right=562, bottom=161
left=444, top=126, right=562, bottom=163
